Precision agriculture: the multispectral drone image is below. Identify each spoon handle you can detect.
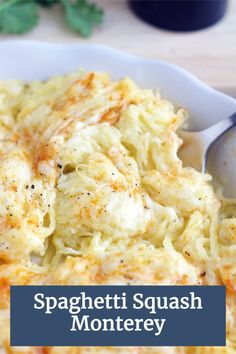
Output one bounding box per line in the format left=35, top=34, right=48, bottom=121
left=202, top=112, right=236, bottom=146
left=201, top=112, right=236, bottom=173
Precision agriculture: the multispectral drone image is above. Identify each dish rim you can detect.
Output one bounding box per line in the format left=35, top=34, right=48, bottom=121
left=0, top=40, right=236, bottom=131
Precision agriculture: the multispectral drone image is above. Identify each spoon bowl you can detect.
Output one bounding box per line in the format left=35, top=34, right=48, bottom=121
left=179, top=113, right=236, bottom=198
left=206, top=126, right=236, bottom=198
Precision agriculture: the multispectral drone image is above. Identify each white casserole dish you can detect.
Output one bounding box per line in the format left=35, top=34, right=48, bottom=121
left=0, top=41, right=236, bottom=131
left=0, top=41, right=236, bottom=195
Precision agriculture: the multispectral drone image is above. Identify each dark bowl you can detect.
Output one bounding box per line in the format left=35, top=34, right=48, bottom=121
left=129, top=0, right=228, bottom=32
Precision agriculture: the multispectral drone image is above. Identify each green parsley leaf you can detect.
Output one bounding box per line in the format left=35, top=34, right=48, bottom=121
left=62, top=0, right=103, bottom=38
left=0, top=0, right=39, bottom=34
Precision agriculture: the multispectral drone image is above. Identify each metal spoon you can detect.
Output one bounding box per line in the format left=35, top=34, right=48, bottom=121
left=178, top=113, right=236, bottom=198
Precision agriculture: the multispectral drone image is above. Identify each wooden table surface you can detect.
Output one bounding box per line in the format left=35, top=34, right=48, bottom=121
left=1, top=0, right=236, bottom=97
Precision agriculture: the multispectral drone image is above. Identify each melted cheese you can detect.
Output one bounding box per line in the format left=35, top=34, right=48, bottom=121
left=0, top=71, right=236, bottom=354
